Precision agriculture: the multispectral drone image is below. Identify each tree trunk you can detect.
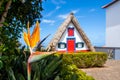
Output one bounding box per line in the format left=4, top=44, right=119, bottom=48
left=0, top=0, right=12, bottom=27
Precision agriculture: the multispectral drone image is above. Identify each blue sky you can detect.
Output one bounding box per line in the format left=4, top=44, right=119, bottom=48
left=20, top=0, right=112, bottom=47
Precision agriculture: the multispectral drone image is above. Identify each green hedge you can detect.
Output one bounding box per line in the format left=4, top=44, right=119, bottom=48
left=58, top=64, right=95, bottom=80
left=31, top=53, right=95, bottom=80
left=59, top=52, right=108, bottom=68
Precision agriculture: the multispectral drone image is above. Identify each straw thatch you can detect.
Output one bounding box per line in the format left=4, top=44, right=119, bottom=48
left=47, top=13, right=95, bottom=52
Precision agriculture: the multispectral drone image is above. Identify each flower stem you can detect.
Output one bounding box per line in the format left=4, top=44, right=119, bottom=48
left=27, top=47, right=32, bottom=80
left=27, top=62, right=31, bottom=80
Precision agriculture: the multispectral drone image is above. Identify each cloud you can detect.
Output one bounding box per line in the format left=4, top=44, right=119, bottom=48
left=51, top=0, right=66, bottom=5
left=77, top=15, right=85, bottom=18
left=58, top=9, right=80, bottom=19
left=89, top=8, right=96, bottom=12
left=42, top=19, right=55, bottom=25
left=71, top=9, right=79, bottom=14
left=56, top=6, right=61, bottom=10
left=60, top=0, right=66, bottom=4
left=58, top=13, right=69, bottom=19
left=46, top=6, right=61, bottom=17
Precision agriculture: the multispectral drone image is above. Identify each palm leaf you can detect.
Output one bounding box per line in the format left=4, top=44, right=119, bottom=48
left=42, top=55, right=63, bottom=79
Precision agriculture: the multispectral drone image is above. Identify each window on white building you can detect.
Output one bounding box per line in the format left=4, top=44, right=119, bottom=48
left=58, top=42, right=66, bottom=49
left=76, top=42, right=84, bottom=48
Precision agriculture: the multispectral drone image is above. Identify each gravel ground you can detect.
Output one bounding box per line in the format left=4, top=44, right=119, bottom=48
left=81, top=60, right=120, bottom=80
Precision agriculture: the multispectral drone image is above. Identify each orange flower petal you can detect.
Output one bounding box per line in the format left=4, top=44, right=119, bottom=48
left=29, top=21, right=40, bottom=48
left=23, top=32, right=30, bottom=46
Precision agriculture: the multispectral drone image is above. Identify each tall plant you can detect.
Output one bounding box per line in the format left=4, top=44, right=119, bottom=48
left=23, top=21, right=51, bottom=80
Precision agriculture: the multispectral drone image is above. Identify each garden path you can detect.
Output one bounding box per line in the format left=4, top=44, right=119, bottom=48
left=81, top=60, right=120, bottom=80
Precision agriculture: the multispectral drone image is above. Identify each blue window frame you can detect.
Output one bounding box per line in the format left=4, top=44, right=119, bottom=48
left=58, top=42, right=66, bottom=49
left=76, top=42, right=84, bottom=48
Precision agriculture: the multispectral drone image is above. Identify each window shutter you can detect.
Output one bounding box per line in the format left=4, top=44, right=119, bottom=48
left=65, top=43, right=66, bottom=48
left=58, top=42, right=66, bottom=49
left=76, top=42, right=84, bottom=48
left=58, top=43, right=60, bottom=48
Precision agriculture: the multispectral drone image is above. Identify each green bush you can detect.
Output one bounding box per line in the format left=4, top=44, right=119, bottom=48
left=32, top=54, right=94, bottom=80
left=0, top=51, right=97, bottom=80
left=57, top=64, right=95, bottom=80
left=60, top=52, right=108, bottom=68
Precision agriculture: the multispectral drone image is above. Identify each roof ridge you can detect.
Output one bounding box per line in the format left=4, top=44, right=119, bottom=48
left=102, top=0, right=119, bottom=8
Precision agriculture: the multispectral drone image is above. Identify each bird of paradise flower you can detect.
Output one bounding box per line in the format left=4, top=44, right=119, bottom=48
left=23, top=21, right=50, bottom=80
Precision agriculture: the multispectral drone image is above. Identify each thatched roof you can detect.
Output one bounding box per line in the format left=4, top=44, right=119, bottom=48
left=47, top=13, right=95, bottom=52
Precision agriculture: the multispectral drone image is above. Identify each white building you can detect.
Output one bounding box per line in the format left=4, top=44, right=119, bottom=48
left=47, top=13, right=95, bottom=52
left=102, top=0, right=120, bottom=60
left=103, top=0, right=120, bottom=47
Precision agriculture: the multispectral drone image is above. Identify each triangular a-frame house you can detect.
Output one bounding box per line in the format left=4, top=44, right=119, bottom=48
left=47, top=13, right=95, bottom=52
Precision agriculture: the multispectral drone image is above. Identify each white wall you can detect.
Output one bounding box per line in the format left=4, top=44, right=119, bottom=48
left=106, top=25, right=120, bottom=47
left=56, top=23, right=88, bottom=51
left=56, top=27, right=67, bottom=51
left=106, top=1, right=120, bottom=47
left=74, top=25, right=88, bottom=50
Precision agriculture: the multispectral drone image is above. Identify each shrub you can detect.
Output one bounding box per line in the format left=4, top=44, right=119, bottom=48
left=0, top=51, right=96, bottom=80
left=57, top=64, right=95, bottom=80
left=31, top=53, right=95, bottom=80
left=59, top=52, right=108, bottom=68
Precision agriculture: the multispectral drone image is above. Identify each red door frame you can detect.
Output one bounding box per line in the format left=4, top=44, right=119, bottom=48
left=67, top=38, right=75, bottom=52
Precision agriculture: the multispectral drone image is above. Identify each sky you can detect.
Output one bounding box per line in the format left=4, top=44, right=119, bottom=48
left=20, top=0, right=112, bottom=48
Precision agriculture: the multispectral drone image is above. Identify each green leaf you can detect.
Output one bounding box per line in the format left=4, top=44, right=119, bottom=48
left=54, top=76, right=60, bottom=80
left=22, top=61, right=27, bottom=73
left=0, top=56, right=9, bottom=61
left=28, top=53, right=51, bottom=63
left=0, top=60, right=3, bottom=69
left=33, top=70, right=39, bottom=80
left=2, top=22, right=9, bottom=26
left=17, top=73, right=25, bottom=80
left=7, top=67, right=16, bottom=80
left=43, top=57, right=62, bottom=79
left=12, top=0, right=16, bottom=2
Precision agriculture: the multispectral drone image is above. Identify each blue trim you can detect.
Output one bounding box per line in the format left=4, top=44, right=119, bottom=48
left=66, top=38, right=76, bottom=52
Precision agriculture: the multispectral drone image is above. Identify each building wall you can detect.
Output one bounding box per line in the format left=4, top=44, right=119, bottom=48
left=106, top=1, right=120, bottom=47
left=56, top=23, right=88, bottom=51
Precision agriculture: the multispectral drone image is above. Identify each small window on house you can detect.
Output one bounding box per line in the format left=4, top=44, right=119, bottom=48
left=58, top=42, right=66, bottom=49
left=76, top=42, right=84, bottom=48
left=68, top=28, right=74, bottom=36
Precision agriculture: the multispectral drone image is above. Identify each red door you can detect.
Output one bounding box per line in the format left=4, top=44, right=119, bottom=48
left=67, top=38, right=75, bottom=52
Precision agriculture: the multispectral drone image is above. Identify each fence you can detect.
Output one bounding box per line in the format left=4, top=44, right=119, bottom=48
left=94, top=47, right=120, bottom=60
